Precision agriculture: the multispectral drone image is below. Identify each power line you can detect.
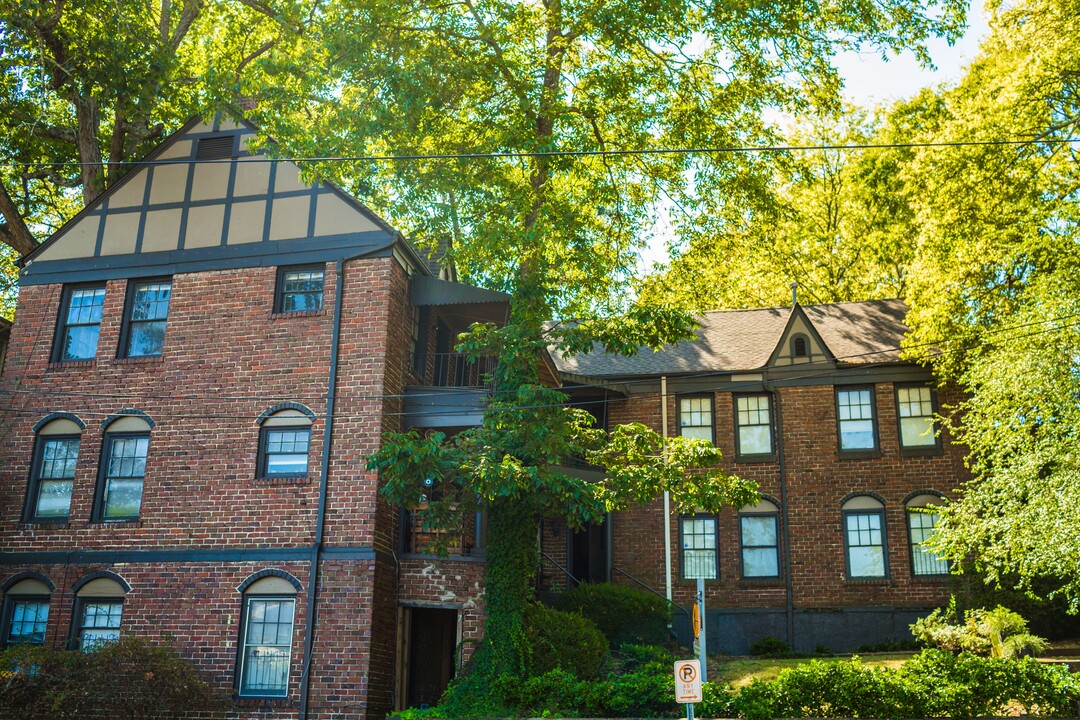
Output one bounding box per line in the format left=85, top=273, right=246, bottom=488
left=3, top=137, right=1079, bottom=170
left=2, top=310, right=1077, bottom=421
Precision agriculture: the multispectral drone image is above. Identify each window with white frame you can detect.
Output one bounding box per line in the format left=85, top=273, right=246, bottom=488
left=679, top=396, right=713, bottom=443
left=680, top=515, right=718, bottom=580
left=836, top=387, right=877, bottom=452
left=739, top=499, right=781, bottom=578
left=842, top=496, right=888, bottom=578
left=906, top=494, right=949, bottom=576
left=897, top=386, right=938, bottom=449
left=735, top=394, right=773, bottom=457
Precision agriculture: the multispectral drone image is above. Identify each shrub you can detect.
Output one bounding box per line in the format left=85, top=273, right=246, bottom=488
left=611, top=643, right=673, bottom=673
left=912, top=600, right=1049, bottom=658
left=748, top=636, right=790, bottom=656
left=554, top=583, right=672, bottom=648
left=0, top=636, right=226, bottom=720
left=523, top=603, right=608, bottom=679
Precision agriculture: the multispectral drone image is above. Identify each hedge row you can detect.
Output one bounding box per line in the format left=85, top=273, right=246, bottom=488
left=421, top=648, right=1079, bottom=719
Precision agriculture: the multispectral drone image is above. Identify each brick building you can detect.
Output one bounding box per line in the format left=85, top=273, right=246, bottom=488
left=1, top=116, right=962, bottom=718
left=0, top=116, right=505, bottom=718
left=547, top=299, right=966, bottom=653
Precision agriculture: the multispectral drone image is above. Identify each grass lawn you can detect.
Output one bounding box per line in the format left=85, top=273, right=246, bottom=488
left=708, top=653, right=916, bottom=688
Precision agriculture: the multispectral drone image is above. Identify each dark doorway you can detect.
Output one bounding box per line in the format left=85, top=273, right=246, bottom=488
left=569, top=518, right=609, bottom=584
left=406, top=607, right=458, bottom=709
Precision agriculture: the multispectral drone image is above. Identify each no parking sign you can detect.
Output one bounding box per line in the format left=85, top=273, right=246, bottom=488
left=674, top=659, right=702, bottom=703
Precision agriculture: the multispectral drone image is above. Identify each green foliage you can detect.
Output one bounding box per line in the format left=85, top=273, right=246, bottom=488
left=523, top=603, right=608, bottom=680
left=912, top=602, right=1049, bottom=658
left=554, top=583, right=673, bottom=648
left=749, top=636, right=792, bottom=657
left=0, top=635, right=226, bottom=720
left=733, top=651, right=1079, bottom=720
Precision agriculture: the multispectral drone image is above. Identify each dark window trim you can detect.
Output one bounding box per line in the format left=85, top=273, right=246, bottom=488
left=22, top=433, right=81, bottom=523
left=1, top=593, right=51, bottom=648
left=273, top=264, right=326, bottom=314
left=835, top=385, right=880, bottom=458
left=256, top=425, right=312, bottom=479
left=905, top=505, right=951, bottom=578
left=51, top=282, right=107, bottom=364
left=678, top=513, right=719, bottom=581
left=790, top=333, right=810, bottom=358
left=732, top=392, right=776, bottom=462
left=68, top=596, right=123, bottom=650
left=894, top=382, right=944, bottom=456
left=117, top=277, right=172, bottom=359
left=676, top=393, right=716, bottom=445
left=92, top=432, right=150, bottom=523
left=738, top=511, right=781, bottom=580
left=842, top=507, right=890, bottom=579
left=235, top=593, right=296, bottom=699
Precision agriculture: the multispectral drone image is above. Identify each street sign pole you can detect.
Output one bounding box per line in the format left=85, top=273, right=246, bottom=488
left=697, top=577, right=707, bottom=683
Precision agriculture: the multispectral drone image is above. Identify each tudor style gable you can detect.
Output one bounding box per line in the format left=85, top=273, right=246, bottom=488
left=767, top=304, right=835, bottom=369
left=20, top=116, right=400, bottom=286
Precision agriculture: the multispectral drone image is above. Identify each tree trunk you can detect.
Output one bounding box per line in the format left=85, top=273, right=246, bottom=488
left=480, top=500, right=539, bottom=677
left=0, top=180, right=37, bottom=256
left=74, top=94, right=105, bottom=203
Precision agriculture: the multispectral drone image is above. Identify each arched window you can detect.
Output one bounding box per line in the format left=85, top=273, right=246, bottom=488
left=842, top=495, right=888, bottom=578
left=256, top=405, right=315, bottom=479
left=25, top=414, right=85, bottom=522
left=237, top=572, right=300, bottom=698
left=905, top=493, right=949, bottom=576
left=2, top=573, right=55, bottom=647
left=71, top=573, right=128, bottom=650
left=739, top=499, right=780, bottom=579
left=791, top=334, right=809, bottom=358
left=95, top=412, right=154, bottom=521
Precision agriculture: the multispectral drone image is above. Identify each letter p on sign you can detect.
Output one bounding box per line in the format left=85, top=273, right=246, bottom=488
left=674, top=660, right=702, bottom=703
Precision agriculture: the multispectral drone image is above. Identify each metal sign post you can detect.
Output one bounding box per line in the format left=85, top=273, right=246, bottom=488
left=674, top=659, right=702, bottom=720
left=697, top=577, right=707, bottom=683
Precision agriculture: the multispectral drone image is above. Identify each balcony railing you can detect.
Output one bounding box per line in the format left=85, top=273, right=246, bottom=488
left=412, top=352, right=496, bottom=389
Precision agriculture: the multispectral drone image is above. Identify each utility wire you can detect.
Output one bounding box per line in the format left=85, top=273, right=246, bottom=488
left=3, top=137, right=1079, bottom=169
left=3, top=311, right=1077, bottom=421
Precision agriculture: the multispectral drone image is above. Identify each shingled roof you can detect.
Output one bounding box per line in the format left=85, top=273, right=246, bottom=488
left=552, top=299, right=910, bottom=378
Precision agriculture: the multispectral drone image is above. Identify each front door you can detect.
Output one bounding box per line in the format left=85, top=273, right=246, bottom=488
left=569, top=517, right=609, bottom=584
left=405, top=607, right=458, bottom=709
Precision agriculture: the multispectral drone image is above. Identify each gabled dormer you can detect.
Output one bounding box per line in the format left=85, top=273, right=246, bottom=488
left=19, top=115, right=404, bottom=287
left=768, top=304, right=835, bottom=369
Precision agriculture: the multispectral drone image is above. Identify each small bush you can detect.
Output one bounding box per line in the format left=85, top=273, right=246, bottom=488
left=0, top=636, right=225, bottom=720
left=523, top=603, right=608, bottom=679
left=748, top=636, right=790, bottom=656
left=813, top=643, right=834, bottom=656
left=912, top=600, right=1049, bottom=658
left=611, top=642, right=673, bottom=673
left=555, top=583, right=672, bottom=648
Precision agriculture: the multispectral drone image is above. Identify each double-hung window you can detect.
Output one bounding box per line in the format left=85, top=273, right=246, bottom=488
left=836, top=387, right=877, bottom=453
left=906, top=494, right=949, bottom=577
left=842, top=497, right=888, bottom=578
left=275, top=266, right=324, bottom=313
left=26, top=435, right=80, bottom=521
left=120, top=279, right=171, bottom=358
left=259, top=428, right=311, bottom=477
left=54, top=284, right=106, bottom=362
left=679, top=396, right=714, bottom=443
left=734, top=394, right=773, bottom=458
left=97, top=434, right=149, bottom=521
left=238, top=590, right=296, bottom=697
left=740, top=500, right=781, bottom=578
left=897, top=385, right=939, bottom=450
left=680, top=515, right=718, bottom=580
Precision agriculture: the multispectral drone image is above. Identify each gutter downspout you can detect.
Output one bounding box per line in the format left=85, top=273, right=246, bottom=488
left=299, top=260, right=345, bottom=719
left=661, top=376, right=672, bottom=602
left=766, top=381, right=795, bottom=648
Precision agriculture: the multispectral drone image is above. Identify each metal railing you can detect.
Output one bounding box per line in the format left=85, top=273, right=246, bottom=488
left=540, top=550, right=581, bottom=590
left=412, top=352, right=496, bottom=389
left=612, top=566, right=693, bottom=650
